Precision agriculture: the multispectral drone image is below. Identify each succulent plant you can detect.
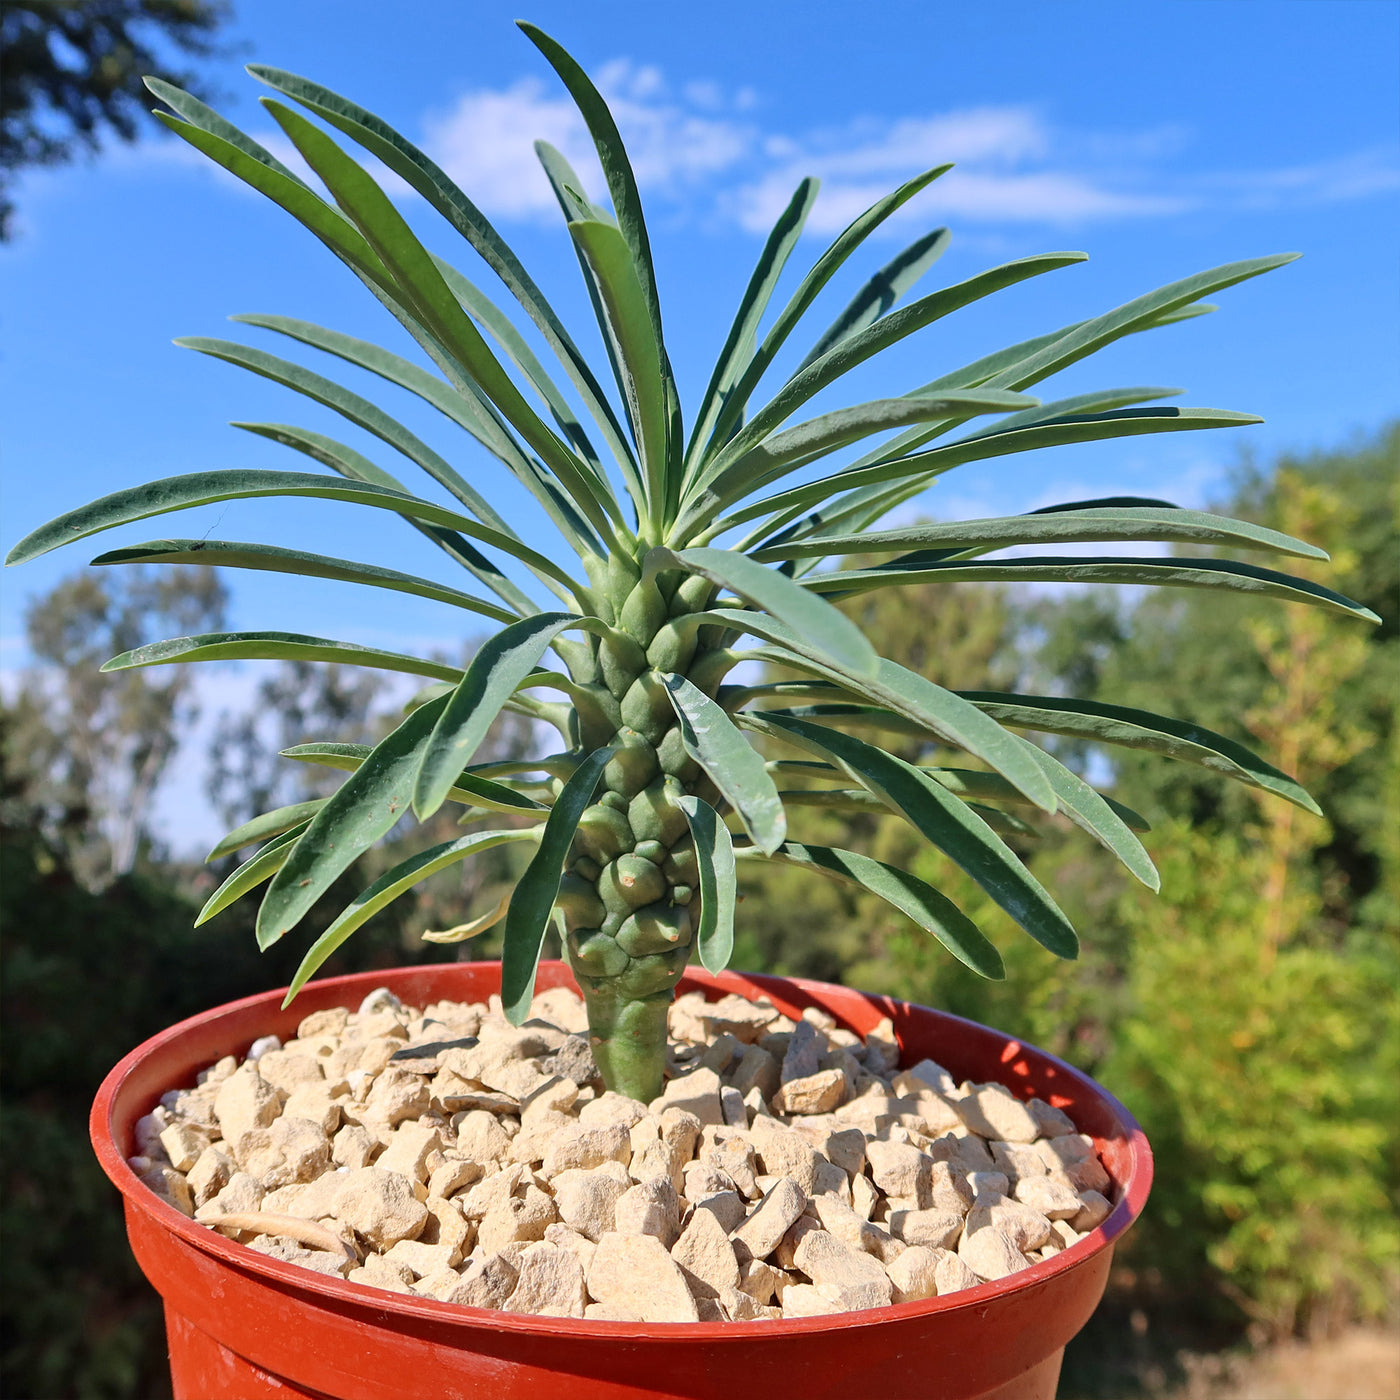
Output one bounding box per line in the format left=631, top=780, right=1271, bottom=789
left=7, top=25, right=1378, bottom=1101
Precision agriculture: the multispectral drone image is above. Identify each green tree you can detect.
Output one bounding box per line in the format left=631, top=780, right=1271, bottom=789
left=7, top=565, right=226, bottom=885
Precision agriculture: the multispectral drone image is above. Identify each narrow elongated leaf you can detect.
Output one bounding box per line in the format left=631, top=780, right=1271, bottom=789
left=795, top=226, right=952, bottom=373
left=207, top=799, right=328, bottom=861
left=685, top=178, right=819, bottom=476
left=178, top=336, right=505, bottom=526
left=228, top=424, right=541, bottom=615
left=677, top=796, right=736, bottom=975
left=569, top=219, right=669, bottom=523
left=695, top=251, right=1088, bottom=506
left=700, top=390, right=1038, bottom=510
left=725, top=407, right=1262, bottom=526
left=807, top=555, right=1379, bottom=622
left=197, top=824, right=308, bottom=928
left=745, top=712, right=1077, bottom=957
left=647, top=547, right=877, bottom=678
left=1008, top=735, right=1157, bottom=888
left=777, top=786, right=1041, bottom=837
left=736, top=841, right=1004, bottom=978
left=518, top=25, right=666, bottom=372
left=263, top=100, right=625, bottom=545
left=284, top=827, right=543, bottom=1004
left=414, top=614, right=587, bottom=819
left=430, top=258, right=604, bottom=471
left=280, top=743, right=548, bottom=814
left=102, top=631, right=463, bottom=682
left=243, top=65, right=637, bottom=480
left=762, top=752, right=1149, bottom=832
left=146, top=77, right=310, bottom=187
left=753, top=507, right=1327, bottom=562
left=704, top=164, right=954, bottom=458
left=959, top=691, right=1323, bottom=814
left=501, top=745, right=613, bottom=1023
left=258, top=694, right=449, bottom=947
left=150, top=110, right=387, bottom=284
left=661, top=674, right=786, bottom=854
left=4, top=469, right=584, bottom=594
left=92, top=539, right=519, bottom=623
left=706, top=608, right=1057, bottom=811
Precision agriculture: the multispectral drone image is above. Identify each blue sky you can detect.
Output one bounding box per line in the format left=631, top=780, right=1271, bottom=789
left=2, top=0, right=1396, bottom=850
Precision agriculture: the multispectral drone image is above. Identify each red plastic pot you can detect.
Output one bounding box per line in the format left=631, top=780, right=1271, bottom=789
left=91, top=961, right=1151, bottom=1400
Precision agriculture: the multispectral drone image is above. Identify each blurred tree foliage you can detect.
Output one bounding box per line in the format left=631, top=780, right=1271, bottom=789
left=0, top=430, right=1393, bottom=1397
left=0, top=0, right=232, bottom=238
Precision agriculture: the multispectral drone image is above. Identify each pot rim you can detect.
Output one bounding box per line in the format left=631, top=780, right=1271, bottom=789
left=91, top=961, right=1152, bottom=1342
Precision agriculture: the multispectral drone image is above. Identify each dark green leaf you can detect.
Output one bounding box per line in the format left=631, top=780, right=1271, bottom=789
left=806, top=555, right=1379, bottom=622
left=706, top=608, right=1057, bottom=811
left=101, top=631, right=462, bottom=683
left=4, top=468, right=583, bottom=595
left=501, top=745, right=614, bottom=1024
left=243, top=65, right=637, bottom=480
left=280, top=742, right=548, bottom=814
left=661, top=673, right=787, bottom=855
left=206, top=799, right=328, bottom=861
left=958, top=691, right=1324, bottom=815
left=752, top=506, right=1326, bottom=563
left=283, top=827, right=543, bottom=1004
left=414, top=614, right=588, bottom=819
left=744, top=712, right=1078, bottom=958
left=92, top=539, right=518, bottom=623
left=737, top=841, right=1004, bottom=979
left=648, top=547, right=878, bottom=678
left=684, top=178, right=819, bottom=477
left=196, top=824, right=308, bottom=927
left=795, top=226, right=952, bottom=373
left=677, top=796, right=736, bottom=975
left=257, top=694, right=450, bottom=947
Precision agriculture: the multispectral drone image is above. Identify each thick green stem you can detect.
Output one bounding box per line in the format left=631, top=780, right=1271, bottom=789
left=575, top=980, right=672, bottom=1102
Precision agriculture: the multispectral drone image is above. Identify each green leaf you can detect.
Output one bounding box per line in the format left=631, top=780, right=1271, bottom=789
left=684, top=178, right=820, bottom=478
left=983, top=254, right=1299, bottom=395
left=196, top=824, right=309, bottom=927
left=569, top=218, right=669, bottom=526
left=518, top=24, right=667, bottom=381
left=101, top=631, right=463, bottom=683
left=753, top=506, right=1327, bottom=563
left=702, top=164, right=954, bottom=459
left=744, top=712, right=1078, bottom=958
left=149, top=108, right=386, bottom=283
left=695, top=251, right=1088, bottom=508
left=697, top=390, right=1039, bottom=513
left=776, top=786, right=1041, bottom=838
left=4, top=469, right=583, bottom=595
left=430, top=258, right=606, bottom=473
left=206, top=799, right=328, bottom=861
left=725, top=406, right=1263, bottom=526
left=1008, top=735, right=1158, bottom=889
left=737, top=841, right=1004, bottom=979
left=501, top=744, right=614, bottom=1024
left=806, top=555, right=1379, bottom=622
left=283, top=827, right=543, bottom=1005
left=280, top=743, right=548, bottom=815
left=647, top=547, right=878, bottom=678
left=795, top=227, right=952, bottom=374
left=242, top=65, right=637, bottom=482
left=145, top=78, right=310, bottom=187
left=177, top=335, right=506, bottom=527
left=414, top=614, right=589, bottom=820
left=257, top=694, right=450, bottom=947
left=958, top=692, right=1324, bottom=815
left=92, top=539, right=518, bottom=624
left=677, top=796, right=736, bottom=975
left=661, top=673, right=787, bottom=855
left=707, top=609, right=1057, bottom=811
left=227, top=424, right=540, bottom=616
left=262, top=99, right=624, bottom=546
